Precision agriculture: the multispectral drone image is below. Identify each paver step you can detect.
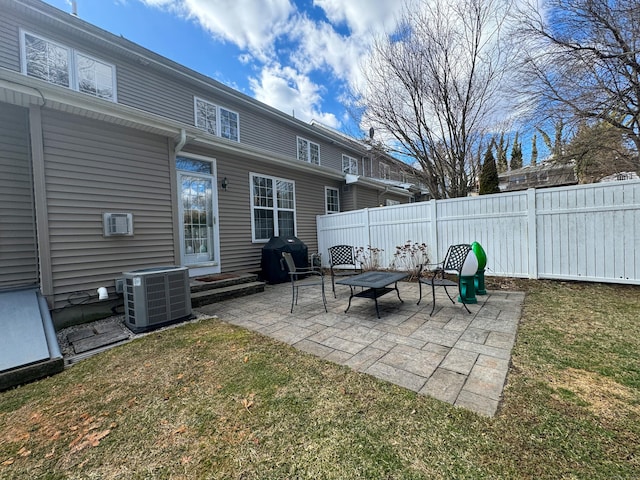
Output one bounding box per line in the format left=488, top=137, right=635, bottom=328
left=190, top=272, right=260, bottom=293
left=191, top=281, right=265, bottom=307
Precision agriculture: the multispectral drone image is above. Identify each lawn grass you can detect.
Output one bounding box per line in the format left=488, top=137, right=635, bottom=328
left=1, top=280, right=639, bottom=479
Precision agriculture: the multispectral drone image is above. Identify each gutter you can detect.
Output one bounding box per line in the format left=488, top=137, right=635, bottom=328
left=0, top=69, right=411, bottom=194
left=11, top=0, right=362, bottom=153
left=174, top=129, right=186, bottom=154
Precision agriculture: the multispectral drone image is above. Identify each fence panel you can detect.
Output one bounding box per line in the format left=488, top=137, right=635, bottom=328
left=536, top=181, right=640, bottom=283
left=435, top=192, right=530, bottom=276
left=316, top=209, right=369, bottom=265
left=316, top=180, right=640, bottom=284
left=367, top=203, right=433, bottom=269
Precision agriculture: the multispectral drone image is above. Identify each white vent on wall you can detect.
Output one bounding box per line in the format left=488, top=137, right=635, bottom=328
left=103, top=212, right=133, bottom=236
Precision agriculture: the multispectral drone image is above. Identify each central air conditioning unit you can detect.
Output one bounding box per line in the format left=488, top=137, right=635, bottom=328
left=122, top=266, right=192, bottom=333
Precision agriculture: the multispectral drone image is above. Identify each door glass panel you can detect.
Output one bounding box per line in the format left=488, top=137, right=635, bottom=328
left=177, top=156, right=212, bottom=174
left=181, top=174, right=214, bottom=264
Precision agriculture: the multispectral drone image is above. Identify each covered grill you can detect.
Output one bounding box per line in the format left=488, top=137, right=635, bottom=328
left=260, top=236, right=308, bottom=284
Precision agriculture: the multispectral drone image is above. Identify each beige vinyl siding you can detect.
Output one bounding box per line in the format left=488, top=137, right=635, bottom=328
left=354, top=185, right=382, bottom=210
left=2, top=3, right=363, bottom=178
left=184, top=146, right=327, bottom=272
left=340, top=185, right=355, bottom=212
left=116, top=63, right=194, bottom=125
left=0, top=10, right=20, bottom=72
left=379, top=192, right=407, bottom=205
left=41, top=109, right=175, bottom=306
left=0, top=102, right=38, bottom=288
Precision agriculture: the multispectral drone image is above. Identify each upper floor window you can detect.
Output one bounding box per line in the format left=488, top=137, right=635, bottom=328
left=325, top=187, right=339, bottom=214
left=297, top=137, right=320, bottom=165
left=195, top=97, right=239, bottom=142
left=379, top=162, right=391, bottom=180
left=250, top=173, right=296, bottom=242
left=342, top=154, right=358, bottom=175
left=21, top=31, right=116, bottom=101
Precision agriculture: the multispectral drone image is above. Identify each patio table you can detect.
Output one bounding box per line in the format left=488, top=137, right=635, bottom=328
left=336, top=271, right=408, bottom=318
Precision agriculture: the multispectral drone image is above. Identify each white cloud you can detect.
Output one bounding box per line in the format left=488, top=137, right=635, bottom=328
left=136, top=0, right=413, bottom=128
left=313, top=0, right=406, bottom=36
left=249, top=64, right=339, bottom=127
left=140, top=0, right=295, bottom=59
left=288, top=15, right=366, bottom=86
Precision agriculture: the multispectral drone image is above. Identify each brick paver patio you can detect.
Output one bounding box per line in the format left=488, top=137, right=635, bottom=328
left=198, top=280, right=524, bottom=416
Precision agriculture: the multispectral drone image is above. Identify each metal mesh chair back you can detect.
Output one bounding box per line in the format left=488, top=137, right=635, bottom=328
left=443, top=244, right=472, bottom=273
left=417, top=243, right=473, bottom=316
left=282, top=251, right=297, bottom=273
left=328, top=245, right=356, bottom=267
left=281, top=251, right=327, bottom=313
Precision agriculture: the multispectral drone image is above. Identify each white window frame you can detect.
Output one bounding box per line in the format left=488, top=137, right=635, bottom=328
left=20, top=30, right=117, bottom=102
left=250, top=173, right=296, bottom=242
left=194, top=97, right=240, bottom=142
left=342, top=154, right=358, bottom=175
left=379, top=162, right=391, bottom=180
left=297, top=137, right=320, bottom=165
left=325, top=187, right=340, bottom=214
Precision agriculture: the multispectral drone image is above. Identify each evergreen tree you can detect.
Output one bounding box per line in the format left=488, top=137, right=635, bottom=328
left=496, top=132, right=509, bottom=173
left=510, top=133, right=523, bottom=170
left=479, top=144, right=500, bottom=194
left=565, top=119, right=637, bottom=183
left=530, top=134, right=538, bottom=166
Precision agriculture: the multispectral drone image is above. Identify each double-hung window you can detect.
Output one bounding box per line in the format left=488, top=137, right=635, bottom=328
left=342, top=154, right=358, bottom=175
left=195, top=97, right=239, bottom=142
left=297, top=137, right=320, bottom=165
left=250, top=173, right=296, bottom=241
left=325, top=187, right=340, bottom=214
left=379, top=162, right=391, bottom=180
left=21, top=31, right=116, bottom=101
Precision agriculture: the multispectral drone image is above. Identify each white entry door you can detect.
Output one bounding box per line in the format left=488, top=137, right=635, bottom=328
left=177, top=155, right=220, bottom=272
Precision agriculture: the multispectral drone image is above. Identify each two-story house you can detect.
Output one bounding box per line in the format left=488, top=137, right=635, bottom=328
left=0, top=0, right=416, bottom=325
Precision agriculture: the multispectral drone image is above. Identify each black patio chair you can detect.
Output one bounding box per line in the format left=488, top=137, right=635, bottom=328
left=328, top=245, right=362, bottom=298
left=281, top=251, right=327, bottom=313
left=417, top=244, right=472, bottom=316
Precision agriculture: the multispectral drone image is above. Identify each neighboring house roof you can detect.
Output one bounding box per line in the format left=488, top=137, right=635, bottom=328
left=598, top=171, right=640, bottom=182
left=499, top=161, right=578, bottom=192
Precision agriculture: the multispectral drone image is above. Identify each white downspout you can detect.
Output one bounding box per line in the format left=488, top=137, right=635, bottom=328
left=174, top=128, right=186, bottom=154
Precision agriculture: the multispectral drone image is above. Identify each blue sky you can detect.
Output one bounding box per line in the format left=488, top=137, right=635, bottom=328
left=42, top=0, right=408, bottom=138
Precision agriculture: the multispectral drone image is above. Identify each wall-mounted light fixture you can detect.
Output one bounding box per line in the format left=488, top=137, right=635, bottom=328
left=221, top=177, right=228, bottom=191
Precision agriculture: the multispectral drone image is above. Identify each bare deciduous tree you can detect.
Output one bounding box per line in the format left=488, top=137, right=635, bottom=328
left=355, top=0, right=514, bottom=199
left=516, top=0, right=640, bottom=154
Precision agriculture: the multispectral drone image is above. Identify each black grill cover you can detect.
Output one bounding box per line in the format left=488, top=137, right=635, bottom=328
left=261, top=236, right=308, bottom=284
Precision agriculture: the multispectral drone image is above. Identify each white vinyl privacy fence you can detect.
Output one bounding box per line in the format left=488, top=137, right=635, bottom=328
left=316, top=180, right=640, bottom=285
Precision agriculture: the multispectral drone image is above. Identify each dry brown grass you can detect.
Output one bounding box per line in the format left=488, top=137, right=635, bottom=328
left=1, top=280, right=639, bottom=479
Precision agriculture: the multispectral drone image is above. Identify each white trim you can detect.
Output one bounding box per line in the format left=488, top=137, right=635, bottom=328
left=325, top=186, right=340, bottom=214
left=1, top=70, right=413, bottom=197
left=296, top=136, right=320, bottom=165
left=342, top=154, right=358, bottom=174
left=219, top=105, right=240, bottom=142
left=176, top=152, right=221, bottom=272
left=194, top=96, right=239, bottom=142
left=379, top=162, right=391, bottom=180
left=250, top=172, right=297, bottom=242
left=20, top=29, right=117, bottom=102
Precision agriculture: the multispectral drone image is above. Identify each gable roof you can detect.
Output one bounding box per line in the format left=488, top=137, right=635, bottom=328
left=499, top=161, right=578, bottom=191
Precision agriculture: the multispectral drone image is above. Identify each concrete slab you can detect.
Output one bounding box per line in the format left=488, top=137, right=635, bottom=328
left=71, top=330, right=129, bottom=354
